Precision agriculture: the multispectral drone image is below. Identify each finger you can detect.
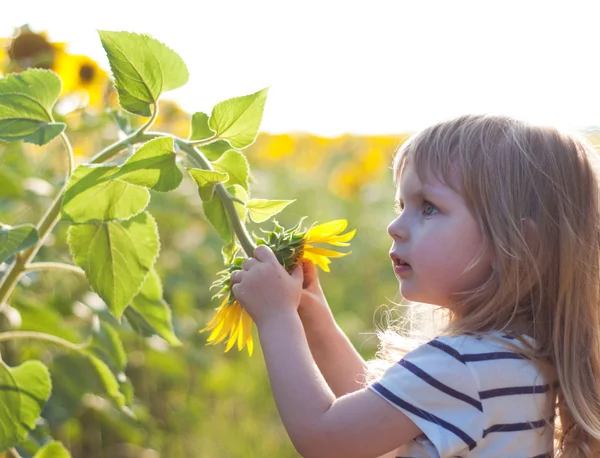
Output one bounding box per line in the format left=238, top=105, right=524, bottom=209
left=254, top=244, right=277, bottom=263
left=230, top=270, right=243, bottom=284
left=291, top=263, right=304, bottom=285
left=301, top=259, right=317, bottom=288
left=242, top=258, right=259, bottom=271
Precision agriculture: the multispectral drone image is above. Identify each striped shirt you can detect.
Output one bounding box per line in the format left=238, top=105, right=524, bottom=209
left=368, top=331, right=555, bottom=457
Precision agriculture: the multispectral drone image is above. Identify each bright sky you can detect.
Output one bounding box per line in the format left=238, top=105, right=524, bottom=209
left=2, top=1, right=600, bottom=136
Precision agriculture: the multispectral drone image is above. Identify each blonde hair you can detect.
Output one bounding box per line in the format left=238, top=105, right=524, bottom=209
left=365, top=114, right=600, bottom=457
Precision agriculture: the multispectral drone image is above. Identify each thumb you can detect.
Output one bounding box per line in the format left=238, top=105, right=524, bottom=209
left=291, top=263, right=304, bottom=285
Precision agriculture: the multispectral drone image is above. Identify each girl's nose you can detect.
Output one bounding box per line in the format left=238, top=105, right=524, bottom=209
left=387, top=215, right=409, bottom=241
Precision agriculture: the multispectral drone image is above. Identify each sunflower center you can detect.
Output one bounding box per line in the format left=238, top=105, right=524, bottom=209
left=8, top=32, right=55, bottom=69
left=79, top=64, right=95, bottom=82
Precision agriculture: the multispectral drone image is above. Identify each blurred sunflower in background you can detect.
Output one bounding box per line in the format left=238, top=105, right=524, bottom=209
left=1, top=24, right=109, bottom=111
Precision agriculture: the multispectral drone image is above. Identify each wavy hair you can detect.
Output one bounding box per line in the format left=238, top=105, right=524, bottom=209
left=365, top=114, right=600, bottom=457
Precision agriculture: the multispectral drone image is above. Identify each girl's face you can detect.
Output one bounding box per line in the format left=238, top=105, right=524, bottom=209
left=387, top=160, right=493, bottom=309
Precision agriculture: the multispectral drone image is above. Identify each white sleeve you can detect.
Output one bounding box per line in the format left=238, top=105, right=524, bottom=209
left=368, top=336, right=484, bottom=457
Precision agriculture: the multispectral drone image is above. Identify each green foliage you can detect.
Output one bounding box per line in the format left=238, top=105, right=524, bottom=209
left=33, top=441, right=71, bottom=458
left=110, top=137, right=183, bottom=192
left=247, top=199, right=296, bottom=223
left=0, top=360, right=51, bottom=450
left=67, top=212, right=160, bottom=318
left=0, top=69, right=66, bottom=145
left=61, top=164, right=151, bottom=223
left=98, top=30, right=189, bottom=116
left=209, top=88, right=268, bottom=148
left=0, top=223, right=39, bottom=264
left=0, top=25, right=400, bottom=458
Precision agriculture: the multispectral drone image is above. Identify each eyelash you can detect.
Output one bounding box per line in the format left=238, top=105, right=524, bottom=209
left=394, top=200, right=438, bottom=216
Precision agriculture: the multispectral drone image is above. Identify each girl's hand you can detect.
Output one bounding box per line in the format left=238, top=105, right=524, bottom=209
left=230, top=245, right=304, bottom=329
left=298, top=260, right=336, bottom=333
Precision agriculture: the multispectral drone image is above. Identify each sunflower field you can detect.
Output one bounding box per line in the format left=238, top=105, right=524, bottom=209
left=0, top=24, right=551, bottom=458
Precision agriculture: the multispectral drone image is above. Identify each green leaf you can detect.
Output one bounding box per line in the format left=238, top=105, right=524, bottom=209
left=34, top=441, right=72, bottom=458
left=0, top=360, right=52, bottom=450
left=110, top=137, right=183, bottom=192
left=98, top=30, right=189, bottom=116
left=202, top=197, right=231, bottom=243
left=67, top=211, right=160, bottom=318
left=89, top=321, right=127, bottom=372
left=247, top=199, right=295, bottom=223
left=61, top=164, right=150, bottom=223
left=209, top=88, right=268, bottom=149
left=212, top=150, right=250, bottom=190
left=222, top=241, right=240, bottom=264
left=0, top=223, right=39, bottom=263
left=0, top=168, right=24, bottom=198
left=34, top=441, right=71, bottom=458
left=127, top=269, right=181, bottom=346
left=83, top=351, right=126, bottom=408
left=229, top=184, right=248, bottom=221
left=0, top=69, right=66, bottom=145
left=187, top=168, right=229, bottom=202
left=199, top=140, right=232, bottom=161
left=189, top=112, right=214, bottom=141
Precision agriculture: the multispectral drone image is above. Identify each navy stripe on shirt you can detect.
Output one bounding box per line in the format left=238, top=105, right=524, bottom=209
left=371, top=382, right=478, bottom=451
left=426, top=339, right=466, bottom=364
left=483, top=418, right=550, bottom=437
left=427, top=339, right=527, bottom=364
left=399, top=359, right=483, bottom=411
left=462, top=351, right=527, bottom=362
left=479, top=384, right=550, bottom=399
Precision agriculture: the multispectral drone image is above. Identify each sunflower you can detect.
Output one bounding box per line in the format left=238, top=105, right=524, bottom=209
left=200, top=219, right=356, bottom=356
left=53, top=52, right=108, bottom=109
left=2, top=25, right=108, bottom=110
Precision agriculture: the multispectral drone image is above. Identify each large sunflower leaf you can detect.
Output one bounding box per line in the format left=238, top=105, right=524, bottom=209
left=212, top=150, right=250, bottom=190
left=98, top=30, right=189, bottom=116
left=67, top=211, right=160, bottom=318
left=83, top=351, right=126, bottom=408
left=110, top=137, right=183, bottom=192
left=61, top=164, right=150, bottom=223
left=209, top=88, right=268, bottom=149
left=0, top=223, right=39, bottom=264
left=0, top=360, right=51, bottom=450
left=187, top=168, right=229, bottom=202
left=0, top=69, right=66, bottom=145
left=189, top=112, right=214, bottom=141
left=247, top=199, right=295, bottom=223
left=126, top=268, right=181, bottom=346
left=202, top=196, right=231, bottom=243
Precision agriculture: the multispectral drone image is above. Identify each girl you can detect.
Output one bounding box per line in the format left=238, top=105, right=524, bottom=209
left=230, top=114, right=600, bottom=457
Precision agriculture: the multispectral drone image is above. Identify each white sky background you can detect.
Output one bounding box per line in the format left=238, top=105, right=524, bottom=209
left=2, top=0, right=600, bottom=136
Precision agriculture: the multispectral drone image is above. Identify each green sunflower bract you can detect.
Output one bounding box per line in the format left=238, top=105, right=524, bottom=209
left=200, top=219, right=356, bottom=356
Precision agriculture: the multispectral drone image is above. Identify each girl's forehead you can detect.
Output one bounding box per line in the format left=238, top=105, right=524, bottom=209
left=396, top=159, right=463, bottom=198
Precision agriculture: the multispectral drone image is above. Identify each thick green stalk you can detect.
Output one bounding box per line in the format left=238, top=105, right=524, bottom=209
left=0, top=331, right=87, bottom=351
left=175, top=139, right=257, bottom=257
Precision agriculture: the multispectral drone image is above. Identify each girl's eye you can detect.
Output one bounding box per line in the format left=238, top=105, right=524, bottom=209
left=422, top=201, right=438, bottom=216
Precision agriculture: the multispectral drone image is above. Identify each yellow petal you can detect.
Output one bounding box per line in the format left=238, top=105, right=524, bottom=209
left=247, top=335, right=254, bottom=356
left=225, top=305, right=242, bottom=352
left=303, top=251, right=331, bottom=272
left=304, top=245, right=350, bottom=258
left=305, top=220, right=348, bottom=242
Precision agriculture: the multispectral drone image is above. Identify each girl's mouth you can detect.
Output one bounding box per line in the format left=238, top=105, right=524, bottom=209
left=390, top=254, right=412, bottom=277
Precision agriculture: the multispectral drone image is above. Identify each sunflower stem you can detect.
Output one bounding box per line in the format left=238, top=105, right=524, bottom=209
left=0, top=331, right=88, bottom=351
left=176, top=140, right=257, bottom=257
left=60, top=131, right=75, bottom=183
left=134, top=102, right=159, bottom=135
left=24, top=262, right=85, bottom=276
